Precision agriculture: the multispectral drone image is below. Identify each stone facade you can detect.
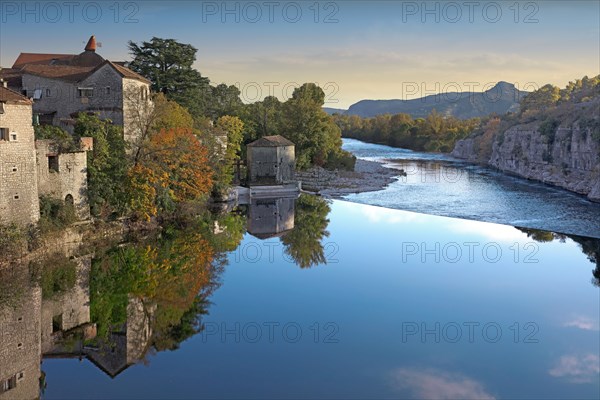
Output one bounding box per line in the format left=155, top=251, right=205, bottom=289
left=0, top=95, right=40, bottom=226
left=247, top=135, right=296, bottom=186
left=0, top=266, right=42, bottom=400
left=36, top=140, right=91, bottom=220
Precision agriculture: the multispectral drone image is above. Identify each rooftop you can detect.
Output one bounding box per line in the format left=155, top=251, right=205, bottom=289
left=0, top=85, right=33, bottom=105
left=248, top=135, right=295, bottom=147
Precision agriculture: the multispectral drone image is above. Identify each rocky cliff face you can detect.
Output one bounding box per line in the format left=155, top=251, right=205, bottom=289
left=453, top=124, right=600, bottom=202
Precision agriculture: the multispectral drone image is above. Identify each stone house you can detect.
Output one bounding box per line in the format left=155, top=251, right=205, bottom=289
left=36, top=139, right=92, bottom=220
left=1, top=36, right=152, bottom=145
left=247, top=135, right=296, bottom=185
left=0, top=86, right=40, bottom=226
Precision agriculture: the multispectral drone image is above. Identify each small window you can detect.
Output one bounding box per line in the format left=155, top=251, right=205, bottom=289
left=33, top=89, right=42, bottom=100
left=52, top=314, right=63, bottom=333
left=48, top=156, right=59, bottom=172
left=17, top=316, right=23, bottom=322
left=16, top=372, right=24, bottom=382
left=0, top=127, right=8, bottom=141
left=17, top=343, right=23, bottom=349
left=78, top=88, right=94, bottom=98
left=12, top=166, right=17, bottom=172
left=46, top=88, right=51, bottom=96
left=13, top=194, right=19, bottom=200
left=106, top=86, right=111, bottom=95
left=10, top=132, right=17, bottom=141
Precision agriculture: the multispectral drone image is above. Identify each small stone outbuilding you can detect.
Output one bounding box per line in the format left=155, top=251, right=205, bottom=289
left=247, top=135, right=296, bottom=186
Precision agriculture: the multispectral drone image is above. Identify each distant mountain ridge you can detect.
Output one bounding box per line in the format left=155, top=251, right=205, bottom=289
left=326, top=82, right=528, bottom=119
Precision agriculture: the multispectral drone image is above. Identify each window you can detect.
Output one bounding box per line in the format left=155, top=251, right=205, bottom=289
left=33, top=89, right=42, bottom=100
left=13, top=194, right=19, bottom=200
left=12, top=166, right=17, bottom=172
left=10, top=132, right=17, bottom=141
left=78, top=88, right=94, bottom=97
left=106, top=86, right=111, bottom=95
left=16, top=372, right=24, bottom=382
left=0, top=376, right=17, bottom=393
left=0, top=127, right=9, bottom=141
left=52, top=314, right=63, bottom=333
left=17, top=343, right=23, bottom=349
left=46, top=88, right=51, bottom=97
left=48, top=156, right=59, bottom=172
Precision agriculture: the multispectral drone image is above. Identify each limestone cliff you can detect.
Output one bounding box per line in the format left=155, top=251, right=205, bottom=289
left=452, top=100, right=600, bottom=202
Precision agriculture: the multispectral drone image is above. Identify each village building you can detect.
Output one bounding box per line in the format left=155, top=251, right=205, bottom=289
left=0, top=85, right=41, bottom=226
left=247, top=135, right=296, bottom=186
left=1, top=35, right=152, bottom=145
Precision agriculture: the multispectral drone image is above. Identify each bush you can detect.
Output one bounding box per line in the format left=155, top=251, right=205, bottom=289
left=325, top=150, right=356, bottom=171
left=35, top=125, right=77, bottom=152
left=39, top=196, right=77, bottom=233
left=0, top=224, right=27, bottom=259
left=539, top=118, right=559, bottom=143
left=34, top=255, right=78, bottom=299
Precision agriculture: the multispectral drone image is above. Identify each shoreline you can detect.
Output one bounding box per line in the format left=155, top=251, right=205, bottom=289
left=297, top=159, right=400, bottom=198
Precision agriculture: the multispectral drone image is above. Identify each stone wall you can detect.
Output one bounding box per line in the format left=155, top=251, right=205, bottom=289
left=0, top=266, right=42, bottom=400
left=36, top=140, right=90, bottom=220
left=0, top=103, right=40, bottom=226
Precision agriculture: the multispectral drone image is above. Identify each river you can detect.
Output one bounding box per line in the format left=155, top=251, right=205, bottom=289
left=342, top=138, right=600, bottom=238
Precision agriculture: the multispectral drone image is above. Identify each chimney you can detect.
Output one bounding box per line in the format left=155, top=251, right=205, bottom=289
left=85, top=35, right=97, bottom=52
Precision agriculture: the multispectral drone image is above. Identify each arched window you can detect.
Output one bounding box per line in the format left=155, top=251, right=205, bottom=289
left=65, top=194, right=74, bottom=206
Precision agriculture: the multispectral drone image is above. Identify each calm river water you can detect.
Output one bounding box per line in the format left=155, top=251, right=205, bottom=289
left=1, top=157, right=599, bottom=399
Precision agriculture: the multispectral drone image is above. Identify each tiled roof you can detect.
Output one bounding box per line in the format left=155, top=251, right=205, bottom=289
left=248, top=135, right=295, bottom=147
left=108, top=61, right=151, bottom=84
left=12, top=53, right=75, bottom=69
left=0, top=86, right=32, bottom=104
left=21, top=64, right=94, bottom=82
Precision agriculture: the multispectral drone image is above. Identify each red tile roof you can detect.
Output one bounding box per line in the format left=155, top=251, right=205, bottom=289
left=0, top=86, right=32, bottom=105
left=107, top=61, right=151, bottom=84
left=21, top=64, right=94, bottom=82
left=12, top=53, right=76, bottom=69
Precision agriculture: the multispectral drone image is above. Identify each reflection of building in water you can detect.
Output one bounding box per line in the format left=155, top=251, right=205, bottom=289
left=0, top=255, right=155, bottom=397
left=0, top=265, right=42, bottom=400
left=247, top=196, right=296, bottom=239
left=86, top=297, right=154, bottom=378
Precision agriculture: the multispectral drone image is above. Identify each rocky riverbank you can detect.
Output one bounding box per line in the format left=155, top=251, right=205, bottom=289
left=297, top=159, right=399, bottom=198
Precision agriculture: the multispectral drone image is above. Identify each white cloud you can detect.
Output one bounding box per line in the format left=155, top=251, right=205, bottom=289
left=563, top=316, right=600, bottom=331
left=389, top=367, right=495, bottom=400
left=549, top=354, right=600, bottom=384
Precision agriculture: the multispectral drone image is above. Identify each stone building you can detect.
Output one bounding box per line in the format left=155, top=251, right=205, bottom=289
left=36, top=139, right=92, bottom=220
left=0, top=86, right=40, bottom=226
left=0, top=265, right=42, bottom=400
left=247, top=135, right=296, bottom=185
left=1, top=35, right=152, bottom=145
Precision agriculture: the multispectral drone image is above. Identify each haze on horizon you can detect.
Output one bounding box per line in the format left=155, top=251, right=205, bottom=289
left=0, top=0, right=598, bottom=108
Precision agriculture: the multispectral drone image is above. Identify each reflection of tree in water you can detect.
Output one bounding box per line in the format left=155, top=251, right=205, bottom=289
left=517, top=227, right=600, bottom=287
left=89, top=211, right=245, bottom=359
left=280, top=195, right=331, bottom=269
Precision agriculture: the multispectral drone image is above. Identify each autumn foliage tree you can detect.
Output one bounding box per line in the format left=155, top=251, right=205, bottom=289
left=129, top=128, right=213, bottom=219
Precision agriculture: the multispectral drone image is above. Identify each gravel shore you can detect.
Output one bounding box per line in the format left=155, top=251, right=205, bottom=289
left=297, top=159, right=400, bottom=198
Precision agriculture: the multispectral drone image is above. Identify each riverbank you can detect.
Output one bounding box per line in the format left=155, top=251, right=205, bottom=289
left=297, top=159, right=400, bottom=198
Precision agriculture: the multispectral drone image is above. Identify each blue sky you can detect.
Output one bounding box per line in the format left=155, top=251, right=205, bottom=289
left=1, top=1, right=598, bottom=107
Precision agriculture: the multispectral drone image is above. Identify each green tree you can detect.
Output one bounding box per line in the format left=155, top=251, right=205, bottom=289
left=74, top=113, right=129, bottom=217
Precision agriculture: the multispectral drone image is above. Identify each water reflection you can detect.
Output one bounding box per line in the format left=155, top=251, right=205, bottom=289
left=1, top=198, right=599, bottom=399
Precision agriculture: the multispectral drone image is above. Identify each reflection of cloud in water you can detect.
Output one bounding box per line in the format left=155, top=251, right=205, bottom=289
left=389, top=367, right=495, bottom=400
left=563, top=316, right=600, bottom=331
left=445, top=219, right=530, bottom=243
left=549, top=354, right=600, bottom=383
left=348, top=203, right=424, bottom=224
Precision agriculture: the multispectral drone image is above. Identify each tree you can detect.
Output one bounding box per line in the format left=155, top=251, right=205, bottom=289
left=520, top=84, right=561, bottom=113
left=74, top=113, right=129, bottom=217
left=128, top=128, right=213, bottom=219
left=281, top=83, right=343, bottom=169
left=128, top=37, right=212, bottom=117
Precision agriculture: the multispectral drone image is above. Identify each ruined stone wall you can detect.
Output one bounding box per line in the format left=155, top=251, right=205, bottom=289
left=0, top=103, right=40, bottom=226
left=36, top=140, right=90, bottom=220
left=122, top=78, right=152, bottom=146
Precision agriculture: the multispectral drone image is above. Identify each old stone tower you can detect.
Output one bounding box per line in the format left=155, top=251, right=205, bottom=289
left=0, top=86, right=40, bottom=226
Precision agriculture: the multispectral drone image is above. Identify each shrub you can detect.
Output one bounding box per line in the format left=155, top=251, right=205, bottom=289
left=39, top=196, right=77, bottom=233
left=325, top=150, right=356, bottom=171
left=0, top=224, right=27, bottom=259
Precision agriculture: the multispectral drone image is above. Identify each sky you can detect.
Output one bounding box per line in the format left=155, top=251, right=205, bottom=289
left=0, top=0, right=598, bottom=108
